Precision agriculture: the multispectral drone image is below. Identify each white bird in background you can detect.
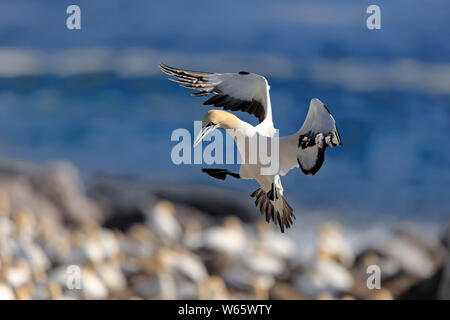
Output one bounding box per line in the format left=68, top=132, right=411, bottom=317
left=203, top=216, right=247, bottom=255
left=160, top=64, right=341, bottom=232
left=147, top=200, right=182, bottom=243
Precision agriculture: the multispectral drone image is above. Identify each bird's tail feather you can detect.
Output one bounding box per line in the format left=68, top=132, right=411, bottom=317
left=250, top=188, right=295, bottom=233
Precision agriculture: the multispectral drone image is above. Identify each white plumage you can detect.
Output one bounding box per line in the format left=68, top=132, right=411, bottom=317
left=161, top=64, right=341, bottom=232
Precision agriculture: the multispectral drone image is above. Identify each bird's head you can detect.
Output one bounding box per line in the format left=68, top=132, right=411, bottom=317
left=194, top=110, right=241, bottom=146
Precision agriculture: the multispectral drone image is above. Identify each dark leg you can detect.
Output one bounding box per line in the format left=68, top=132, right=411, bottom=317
left=267, top=182, right=279, bottom=201
left=201, top=168, right=240, bottom=180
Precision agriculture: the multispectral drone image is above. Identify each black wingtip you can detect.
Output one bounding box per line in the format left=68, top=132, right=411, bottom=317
left=323, top=104, right=331, bottom=114
left=159, top=62, right=169, bottom=70
left=159, top=63, right=174, bottom=75
left=336, top=127, right=342, bottom=146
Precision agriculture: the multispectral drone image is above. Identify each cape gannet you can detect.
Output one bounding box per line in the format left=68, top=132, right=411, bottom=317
left=160, top=64, right=341, bottom=232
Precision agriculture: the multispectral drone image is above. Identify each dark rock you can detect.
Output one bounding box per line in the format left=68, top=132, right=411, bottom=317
left=88, top=176, right=226, bottom=231
left=87, top=175, right=154, bottom=231
left=398, top=268, right=443, bottom=299
left=438, top=258, right=450, bottom=299
left=437, top=222, right=450, bottom=299
left=152, top=184, right=257, bottom=222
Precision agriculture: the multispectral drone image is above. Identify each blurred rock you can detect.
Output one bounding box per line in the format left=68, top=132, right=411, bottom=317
left=398, top=267, right=443, bottom=299
left=87, top=176, right=152, bottom=230
left=438, top=222, right=450, bottom=299
left=153, top=184, right=257, bottom=222
left=88, top=177, right=216, bottom=231
left=398, top=222, right=450, bottom=299
left=438, top=258, right=450, bottom=299
left=368, top=288, right=394, bottom=300
left=198, top=276, right=229, bottom=300
left=270, top=282, right=305, bottom=300
left=0, top=159, right=101, bottom=224
left=380, top=232, right=446, bottom=279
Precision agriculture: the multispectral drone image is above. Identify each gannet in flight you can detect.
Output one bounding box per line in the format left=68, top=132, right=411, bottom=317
left=160, top=64, right=341, bottom=232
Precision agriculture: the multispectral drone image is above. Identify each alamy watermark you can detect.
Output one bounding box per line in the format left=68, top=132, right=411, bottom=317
left=65, top=5, right=381, bottom=31
left=66, top=265, right=81, bottom=290
left=171, top=121, right=280, bottom=176
left=66, top=5, right=81, bottom=30
left=366, top=265, right=381, bottom=290
left=366, top=5, right=381, bottom=30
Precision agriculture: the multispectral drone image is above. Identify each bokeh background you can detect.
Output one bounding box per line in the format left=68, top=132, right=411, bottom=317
left=0, top=0, right=449, bottom=300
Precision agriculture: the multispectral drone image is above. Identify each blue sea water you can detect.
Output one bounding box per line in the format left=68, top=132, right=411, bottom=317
left=0, top=0, right=449, bottom=222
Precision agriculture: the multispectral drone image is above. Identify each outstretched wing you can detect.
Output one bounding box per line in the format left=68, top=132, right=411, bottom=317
left=296, top=98, right=341, bottom=175
left=279, top=98, right=341, bottom=176
left=160, top=63, right=271, bottom=123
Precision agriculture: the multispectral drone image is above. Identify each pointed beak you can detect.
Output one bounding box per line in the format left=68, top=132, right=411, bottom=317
left=194, top=123, right=218, bottom=147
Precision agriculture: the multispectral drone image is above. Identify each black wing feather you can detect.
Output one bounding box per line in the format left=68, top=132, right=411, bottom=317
left=160, top=63, right=267, bottom=123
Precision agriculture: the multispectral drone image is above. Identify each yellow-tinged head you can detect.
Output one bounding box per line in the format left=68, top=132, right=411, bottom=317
left=201, top=110, right=242, bottom=130
left=195, top=110, right=243, bottom=146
